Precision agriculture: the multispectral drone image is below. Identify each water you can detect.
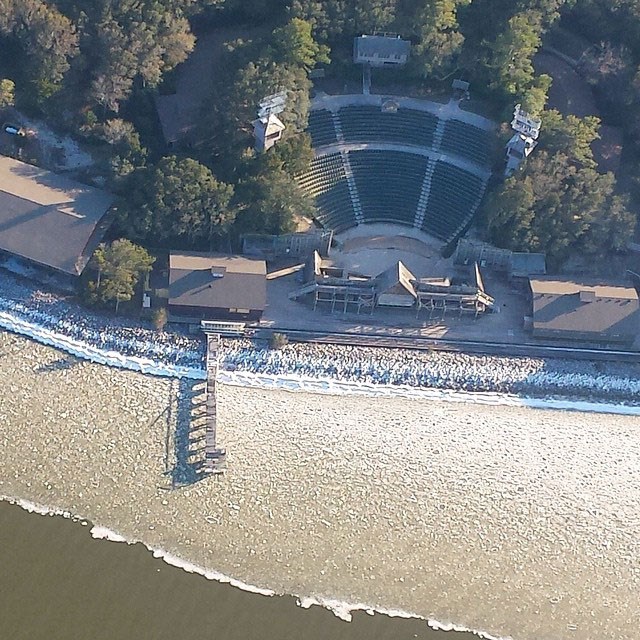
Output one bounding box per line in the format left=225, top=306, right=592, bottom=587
left=2, top=331, right=640, bottom=640
left=0, top=502, right=462, bottom=640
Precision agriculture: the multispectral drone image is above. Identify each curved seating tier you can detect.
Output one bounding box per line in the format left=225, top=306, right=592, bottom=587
left=338, top=106, right=437, bottom=148
left=348, top=150, right=427, bottom=225
left=440, top=120, right=491, bottom=166
left=421, top=162, right=484, bottom=240
left=308, top=109, right=337, bottom=147
left=297, top=153, right=357, bottom=232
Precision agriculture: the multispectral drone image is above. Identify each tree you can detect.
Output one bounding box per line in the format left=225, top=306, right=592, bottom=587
left=402, top=0, right=470, bottom=78
left=151, top=306, right=169, bottom=331
left=520, top=73, right=552, bottom=117
left=0, top=79, right=15, bottom=108
left=484, top=150, right=636, bottom=266
left=86, top=239, right=155, bottom=312
left=485, top=11, right=544, bottom=97
left=270, top=18, right=330, bottom=69
left=118, top=156, right=235, bottom=246
left=540, top=109, right=600, bottom=168
left=0, top=0, right=79, bottom=103
left=234, top=164, right=316, bottom=235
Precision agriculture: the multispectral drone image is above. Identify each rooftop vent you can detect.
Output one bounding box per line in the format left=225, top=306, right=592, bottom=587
left=579, top=289, right=596, bottom=303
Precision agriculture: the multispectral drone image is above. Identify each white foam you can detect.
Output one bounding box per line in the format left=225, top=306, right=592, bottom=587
left=149, top=548, right=275, bottom=596
left=218, top=370, right=640, bottom=417
left=296, top=594, right=514, bottom=639
left=0, top=494, right=524, bottom=640
left=0, top=309, right=205, bottom=380
left=90, top=525, right=129, bottom=543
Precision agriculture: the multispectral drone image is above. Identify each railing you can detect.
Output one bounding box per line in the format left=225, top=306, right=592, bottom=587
left=200, top=320, right=247, bottom=337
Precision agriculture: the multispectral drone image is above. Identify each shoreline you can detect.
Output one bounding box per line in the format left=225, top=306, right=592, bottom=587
left=0, top=496, right=504, bottom=640
left=2, top=330, right=640, bottom=640
left=1, top=267, right=639, bottom=412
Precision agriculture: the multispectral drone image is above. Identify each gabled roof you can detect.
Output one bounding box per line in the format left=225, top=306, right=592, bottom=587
left=169, top=252, right=267, bottom=312
left=0, top=156, right=114, bottom=275
left=355, top=35, right=411, bottom=59
left=373, top=260, right=417, bottom=297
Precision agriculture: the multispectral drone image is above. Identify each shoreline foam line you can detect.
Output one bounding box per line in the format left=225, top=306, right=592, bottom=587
left=217, top=370, right=640, bottom=417
left=1, top=495, right=512, bottom=640
left=0, top=310, right=205, bottom=380
left=1, top=306, right=639, bottom=415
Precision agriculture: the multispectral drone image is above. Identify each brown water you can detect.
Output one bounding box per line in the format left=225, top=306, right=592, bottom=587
left=0, top=501, right=465, bottom=640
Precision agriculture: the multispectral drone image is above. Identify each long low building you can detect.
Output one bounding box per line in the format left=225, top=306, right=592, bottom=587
left=168, top=252, right=267, bottom=322
left=0, top=156, right=114, bottom=276
left=529, top=277, right=639, bottom=344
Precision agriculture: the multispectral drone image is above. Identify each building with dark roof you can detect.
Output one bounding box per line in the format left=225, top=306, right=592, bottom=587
left=353, top=35, right=410, bottom=67
left=529, top=277, right=639, bottom=344
left=168, top=252, right=267, bottom=322
left=0, top=156, right=114, bottom=276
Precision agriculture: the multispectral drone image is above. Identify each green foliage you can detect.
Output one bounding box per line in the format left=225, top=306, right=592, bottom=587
left=403, top=0, right=470, bottom=79
left=484, top=150, right=636, bottom=266
left=270, top=18, right=330, bottom=69
left=486, top=11, right=543, bottom=97
left=539, top=109, right=600, bottom=168
left=117, top=156, right=235, bottom=246
left=234, top=161, right=315, bottom=235
left=0, top=78, right=15, bottom=108
left=519, top=73, right=551, bottom=117
left=0, top=0, right=79, bottom=104
left=85, top=239, right=155, bottom=311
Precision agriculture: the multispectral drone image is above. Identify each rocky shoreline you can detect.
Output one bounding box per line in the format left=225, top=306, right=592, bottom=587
left=1, top=267, right=640, bottom=406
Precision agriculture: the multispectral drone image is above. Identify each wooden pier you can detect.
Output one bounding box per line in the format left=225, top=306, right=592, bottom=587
left=203, top=331, right=227, bottom=474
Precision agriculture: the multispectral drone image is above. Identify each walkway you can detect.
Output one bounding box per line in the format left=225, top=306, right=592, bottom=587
left=313, top=141, right=491, bottom=181
left=311, top=93, right=496, bottom=132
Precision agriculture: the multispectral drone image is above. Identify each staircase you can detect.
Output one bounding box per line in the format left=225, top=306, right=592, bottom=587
left=432, top=118, right=446, bottom=152
left=413, top=158, right=436, bottom=229
left=331, top=111, right=345, bottom=144
left=341, top=151, right=364, bottom=224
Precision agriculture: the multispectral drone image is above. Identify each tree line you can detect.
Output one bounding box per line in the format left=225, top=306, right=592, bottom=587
left=2, top=0, right=640, bottom=284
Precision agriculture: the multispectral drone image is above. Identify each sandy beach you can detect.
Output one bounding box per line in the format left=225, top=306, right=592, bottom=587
left=1, top=329, right=640, bottom=640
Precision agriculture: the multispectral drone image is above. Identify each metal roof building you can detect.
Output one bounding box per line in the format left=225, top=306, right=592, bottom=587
left=529, top=277, right=639, bottom=344
left=0, top=156, right=114, bottom=276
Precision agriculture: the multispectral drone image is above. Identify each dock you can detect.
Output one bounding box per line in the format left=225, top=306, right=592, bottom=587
left=203, top=332, right=227, bottom=474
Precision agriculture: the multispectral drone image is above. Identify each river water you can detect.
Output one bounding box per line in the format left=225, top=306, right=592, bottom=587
left=0, top=501, right=465, bottom=640
left=1, top=332, right=640, bottom=640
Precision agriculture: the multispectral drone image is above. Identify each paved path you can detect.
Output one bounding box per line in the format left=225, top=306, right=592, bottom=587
left=314, top=140, right=491, bottom=180
left=312, top=93, right=496, bottom=131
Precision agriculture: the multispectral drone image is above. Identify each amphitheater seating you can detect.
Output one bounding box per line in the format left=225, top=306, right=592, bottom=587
left=440, top=120, right=491, bottom=166
left=338, top=106, right=437, bottom=148
left=308, top=109, right=338, bottom=147
left=348, top=149, right=427, bottom=225
left=421, top=161, right=484, bottom=240
left=297, top=153, right=357, bottom=232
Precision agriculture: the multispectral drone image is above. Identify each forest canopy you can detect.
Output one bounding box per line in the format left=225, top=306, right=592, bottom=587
left=1, top=0, right=639, bottom=264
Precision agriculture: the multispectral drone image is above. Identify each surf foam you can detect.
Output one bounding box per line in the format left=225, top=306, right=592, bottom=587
left=2, top=495, right=514, bottom=640
left=218, top=370, right=640, bottom=417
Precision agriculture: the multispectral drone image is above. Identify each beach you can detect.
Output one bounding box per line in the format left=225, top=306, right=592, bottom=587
left=2, top=329, right=640, bottom=640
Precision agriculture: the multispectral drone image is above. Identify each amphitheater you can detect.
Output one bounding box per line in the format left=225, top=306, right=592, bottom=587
left=297, top=94, right=495, bottom=242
